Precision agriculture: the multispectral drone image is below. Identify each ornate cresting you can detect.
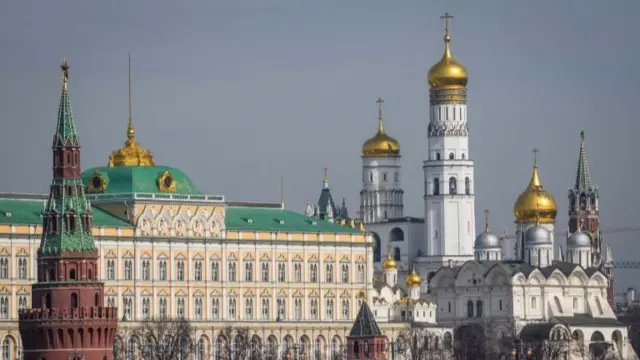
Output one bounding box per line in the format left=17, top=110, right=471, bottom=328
left=108, top=54, right=156, bottom=167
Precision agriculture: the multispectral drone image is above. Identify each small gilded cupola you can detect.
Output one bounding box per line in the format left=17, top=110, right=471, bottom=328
left=361, top=97, right=400, bottom=157
left=108, top=54, right=156, bottom=167
left=514, top=149, right=558, bottom=224
left=427, top=13, right=468, bottom=89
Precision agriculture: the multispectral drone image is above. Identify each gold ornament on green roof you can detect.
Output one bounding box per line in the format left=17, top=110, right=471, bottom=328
left=87, top=171, right=107, bottom=193
left=157, top=171, right=176, bottom=193
left=108, top=54, right=156, bottom=168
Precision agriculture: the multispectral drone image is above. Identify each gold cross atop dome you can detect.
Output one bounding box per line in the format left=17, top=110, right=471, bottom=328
left=484, top=209, right=490, bottom=232
left=108, top=54, right=156, bottom=167
left=427, top=12, right=468, bottom=89
left=513, top=148, right=558, bottom=223
left=361, top=97, right=400, bottom=157
left=440, top=12, right=453, bottom=36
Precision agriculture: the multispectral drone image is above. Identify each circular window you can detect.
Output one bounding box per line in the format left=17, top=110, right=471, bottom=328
left=91, top=176, right=102, bottom=189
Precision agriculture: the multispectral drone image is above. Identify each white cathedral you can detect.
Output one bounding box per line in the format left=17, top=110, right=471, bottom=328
left=308, top=14, right=636, bottom=360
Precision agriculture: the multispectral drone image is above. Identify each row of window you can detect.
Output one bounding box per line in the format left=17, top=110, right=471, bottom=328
left=431, top=177, right=471, bottom=196
left=433, top=151, right=466, bottom=161
left=116, top=295, right=354, bottom=322
left=108, top=260, right=366, bottom=284
left=433, top=106, right=465, bottom=122
left=0, top=258, right=28, bottom=280
left=366, top=171, right=400, bottom=184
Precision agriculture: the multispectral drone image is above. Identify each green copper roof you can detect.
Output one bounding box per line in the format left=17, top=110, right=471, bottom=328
left=574, top=130, right=595, bottom=191
left=0, top=198, right=132, bottom=227
left=0, top=199, right=362, bottom=234
left=53, top=71, right=78, bottom=148
left=225, top=206, right=362, bottom=234
left=81, top=166, right=203, bottom=195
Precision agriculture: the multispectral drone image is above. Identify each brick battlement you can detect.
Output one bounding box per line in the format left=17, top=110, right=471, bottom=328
left=19, top=306, right=118, bottom=321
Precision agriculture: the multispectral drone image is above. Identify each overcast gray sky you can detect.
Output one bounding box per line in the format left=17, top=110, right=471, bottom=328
left=1, top=0, right=639, bottom=291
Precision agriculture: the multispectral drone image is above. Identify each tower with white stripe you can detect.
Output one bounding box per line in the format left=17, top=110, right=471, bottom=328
left=423, top=13, right=475, bottom=264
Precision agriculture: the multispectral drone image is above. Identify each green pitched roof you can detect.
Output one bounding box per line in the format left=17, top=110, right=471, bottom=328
left=0, top=198, right=132, bottom=228
left=574, top=130, right=595, bottom=191
left=349, top=302, right=382, bottom=337
left=225, top=206, right=363, bottom=234
left=81, top=166, right=202, bottom=195
left=53, top=64, right=78, bottom=148
left=0, top=199, right=360, bottom=234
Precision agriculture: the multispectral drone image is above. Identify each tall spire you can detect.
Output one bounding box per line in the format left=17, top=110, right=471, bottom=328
left=574, top=129, right=594, bottom=190
left=127, top=53, right=135, bottom=141
left=108, top=54, right=156, bottom=167
left=41, top=59, right=97, bottom=255
left=53, top=59, right=79, bottom=148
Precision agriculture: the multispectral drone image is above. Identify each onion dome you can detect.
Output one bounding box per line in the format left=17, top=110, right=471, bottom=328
left=405, top=265, right=421, bottom=287
left=525, top=224, right=552, bottom=245
left=514, top=151, right=558, bottom=223
left=427, top=13, right=468, bottom=89
left=108, top=55, right=156, bottom=167
left=568, top=222, right=592, bottom=248
left=362, top=98, right=400, bottom=157
left=475, top=209, right=501, bottom=249
left=382, top=252, right=397, bottom=271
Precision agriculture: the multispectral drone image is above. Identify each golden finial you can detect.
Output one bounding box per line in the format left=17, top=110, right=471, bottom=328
left=484, top=209, right=490, bottom=232
left=323, top=168, right=328, bottom=188
left=440, top=12, right=454, bottom=38
left=376, top=97, right=385, bottom=134
left=127, top=53, right=135, bottom=141
left=61, top=59, right=69, bottom=90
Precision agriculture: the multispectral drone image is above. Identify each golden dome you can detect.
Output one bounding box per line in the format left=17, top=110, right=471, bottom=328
left=427, top=15, right=468, bottom=89
left=108, top=122, right=156, bottom=167
left=382, top=252, right=397, bottom=271
left=405, top=265, right=421, bottom=287
left=514, top=154, right=558, bottom=223
left=362, top=98, right=400, bottom=157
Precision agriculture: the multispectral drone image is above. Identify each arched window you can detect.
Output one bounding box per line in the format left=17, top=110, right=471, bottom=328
left=88, top=268, right=92, bottom=280
left=476, top=301, right=483, bottom=317
left=390, top=228, right=404, bottom=242
left=369, top=172, right=374, bottom=183
left=461, top=153, right=466, bottom=159
left=467, top=300, right=474, bottom=318
left=444, top=332, right=453, bottom=349
left=393, top=248, right=401, bottom=261
left=94, top=293, right=99, bottom=306
left=435, top=152, right=441, bottom=161
left=449, top=152, right=455, bottom=160
left=465, top=177, right=471, bottom=195
left=449, top=177, right=457, bottom=195
left=573, top=298, right=578, bottom=310
left=372, top=233, right=381, bottom=262
left=1, top=338, right=10, bottom=360
left=433, top=178, right=440, bottom=195
left=69, top=269, right=76, bottom=280
left=71, top=293, right=78, bottom=309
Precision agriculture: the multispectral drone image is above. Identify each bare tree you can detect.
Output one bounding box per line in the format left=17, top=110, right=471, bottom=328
left=117, top=318, right=195, bottom=360
left=392, top=328, right=451, bottom=360
left=216, top=326, right=264, bottom=360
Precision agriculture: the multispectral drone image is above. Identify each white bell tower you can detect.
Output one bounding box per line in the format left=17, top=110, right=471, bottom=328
left=423, top=13, right=475, bottom=264
left=360, top=98, right=403, bottom=224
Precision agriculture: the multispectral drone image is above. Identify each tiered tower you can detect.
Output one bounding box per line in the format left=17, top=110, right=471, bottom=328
left=18, top=60, right=118, bottom=360
left=568, top=130, right=601, bottom=262
left=360, top=98, right=403, bottom=224
left=423, top=13, right=475, bottom=262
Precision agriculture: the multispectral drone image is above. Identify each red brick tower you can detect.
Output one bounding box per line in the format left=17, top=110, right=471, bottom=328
left=18, top=60, right=118, bottom=360
left=347, top=302, right=387, bottom=360
left=568, top=130, right=613, bottom=305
